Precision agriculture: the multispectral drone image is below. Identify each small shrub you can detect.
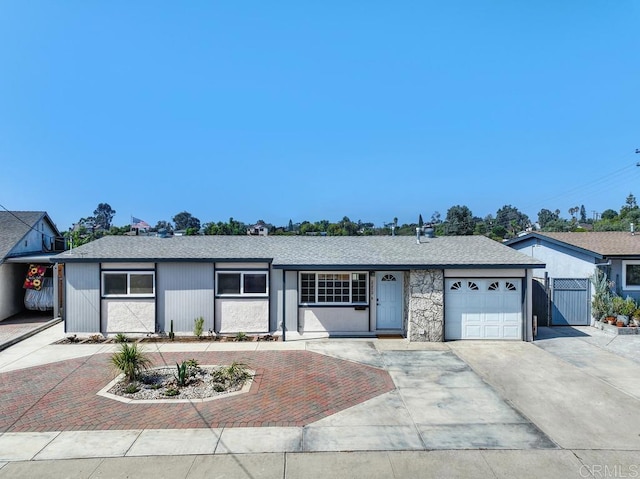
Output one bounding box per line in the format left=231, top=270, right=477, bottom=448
left=110, top=343, right=152, bottom=383
left=185, top=358, right=199, bottom=368
left=164, top=387, right=179, bottom=397
left=194, top=317, right=205, bottom=339
left=224, top=361, right=250, bottom=382
left=114, top=333, right=128, bottom=343
left=124, top=383, right=139, bottom=394
left=612, top=296, right=626, bottom=316
left=234, top=331, right=248, bottom=342
left=210, top=368, right=227, bottom=383
left=212, top=383, right=225, bottom=392
left=89, top=334, right=104, bottom=342
left=621, top=297, right=637, bottom=317
left=175, top=361, right=189, bottom=387
left=211, top=361, right=250, bottom=385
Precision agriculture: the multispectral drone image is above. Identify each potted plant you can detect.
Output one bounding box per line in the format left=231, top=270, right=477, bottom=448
left=631, top=308, right=640, bottom=327
left=590, top=269, right=613, bottom=325
left=612, top=297, right=627, bottom=326
left=613, top=296, right=635, bottom=326
left=603, top=296, right=619, bottom=324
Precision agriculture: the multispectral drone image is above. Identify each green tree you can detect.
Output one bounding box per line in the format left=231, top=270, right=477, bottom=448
left=65, top=226, right=92, bottom=248
left=443, top=205, right=475, bottom=236
left=491, top=224, right=507, bottom=239
left=620, top=193, right=639, bottom=218
left=109, top=225, right=130, bottom=235
left=568, top=206, right=579, bottom=221
left=93, top=203, right=116, bottom=230
left=543, top=219, right=574, bottom=232
left=580, top=205, right=587, bottom=223
left=495, top=205, right=529, bottom=238
left=154, top=220, right=173, bottom=233
left=418, top=214, right=424, bottom=228
left=537, top=209, right=560, bottom=229
left=173, top=211, right=201, bottom=231
left=593, top=220, right=627, bottom=231
left=601, top=209, right=618, bottom=220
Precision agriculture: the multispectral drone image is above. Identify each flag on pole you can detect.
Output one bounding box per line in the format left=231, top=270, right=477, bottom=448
left=131, top=217, right=150, bottom=229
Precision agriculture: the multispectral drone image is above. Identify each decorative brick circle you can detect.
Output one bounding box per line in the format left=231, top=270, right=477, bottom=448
left=0, top=351, right=395, bottom=432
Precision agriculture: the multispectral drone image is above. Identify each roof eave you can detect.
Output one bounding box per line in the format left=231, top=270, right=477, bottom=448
left=57, top=256, right=274, bottom=264
left=506, top=233, right=604, bottom=260
left=272, top=263, right=545, bottom=270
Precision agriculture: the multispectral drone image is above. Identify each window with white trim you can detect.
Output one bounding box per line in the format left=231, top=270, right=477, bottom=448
left=299, top=272, right=368, bottom=305
left=622, top=261, right=640, bottom=290
left=102, top=271, right=155, bottom=297
left=216, top=271, right=268, bottom=296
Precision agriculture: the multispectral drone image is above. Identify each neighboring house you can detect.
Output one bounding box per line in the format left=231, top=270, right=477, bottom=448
left=506, top=231, right=640, bottom=326
left=247, top=224, right=269, bottom=236
left=0, top=211, right=64, bottom=321
left=55, top=234, right=544, bottom=341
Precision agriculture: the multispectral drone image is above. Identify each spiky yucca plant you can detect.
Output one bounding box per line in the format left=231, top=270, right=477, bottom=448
left=110, top=343, right=152, bottom=383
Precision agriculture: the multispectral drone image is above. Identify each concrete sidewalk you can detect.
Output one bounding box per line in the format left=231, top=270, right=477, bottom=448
left=0, top=325, right=638, bottom=478
left=1, top=450, right=633, bottom=479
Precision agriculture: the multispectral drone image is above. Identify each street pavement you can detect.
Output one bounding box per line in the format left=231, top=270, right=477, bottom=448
left=0, top=323, right=638, bottom=478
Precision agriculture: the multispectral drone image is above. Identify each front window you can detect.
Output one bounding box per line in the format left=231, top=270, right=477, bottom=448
left=216, top=271, right=268, bottom=296
left=299, top=272, right=368, bottom=305
left=623, top=261, right=640, bottom=290
left=102, top=271, right=155, bottom=297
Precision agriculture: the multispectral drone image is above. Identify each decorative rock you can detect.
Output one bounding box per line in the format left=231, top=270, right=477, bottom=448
left=406, top=270, right=444, bottom=342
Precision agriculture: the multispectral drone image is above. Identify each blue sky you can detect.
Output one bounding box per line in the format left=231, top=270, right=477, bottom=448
left=1, top=1, right=639, bottom=231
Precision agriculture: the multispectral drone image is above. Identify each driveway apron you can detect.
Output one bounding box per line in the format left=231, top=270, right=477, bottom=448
left=450, top=341, right=640, bottom=450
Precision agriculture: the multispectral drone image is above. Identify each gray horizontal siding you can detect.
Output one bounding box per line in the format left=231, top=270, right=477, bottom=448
left=157, top=263, right=214, bottom=334
left=65, top=263, right=100, bottom=332
left=284, top=271, right=298, bottom=335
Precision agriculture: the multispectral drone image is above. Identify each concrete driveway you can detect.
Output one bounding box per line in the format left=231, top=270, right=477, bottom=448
left=0, top=324, right=638, bottom=478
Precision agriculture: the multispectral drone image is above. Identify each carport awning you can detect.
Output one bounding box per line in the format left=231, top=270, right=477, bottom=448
left=4, top=254, right=59, bottom=264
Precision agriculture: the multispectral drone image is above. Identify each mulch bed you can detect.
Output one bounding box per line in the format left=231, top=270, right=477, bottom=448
left=54, top=334, right=279, bottom=344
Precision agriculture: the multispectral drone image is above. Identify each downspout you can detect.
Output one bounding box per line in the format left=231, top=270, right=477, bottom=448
left=282, top=270, right=286, bottom=341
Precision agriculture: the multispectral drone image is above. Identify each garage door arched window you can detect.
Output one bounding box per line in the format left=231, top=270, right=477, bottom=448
left=382, top=274, right=397, bottom=282
left=505, top=282, right=517, bottom=291
left=467, top=281, right=479, bottom=291
left=488, top=282, right=499, bottom=291
left=450, top=281, right=462, bottom=291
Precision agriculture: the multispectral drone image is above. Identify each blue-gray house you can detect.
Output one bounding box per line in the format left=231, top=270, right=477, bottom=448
left=56, top=234, right=544, bottom=342
left=506, top=231, right=640, bottom=326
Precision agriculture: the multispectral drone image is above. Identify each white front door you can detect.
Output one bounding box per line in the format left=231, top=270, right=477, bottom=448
left=376, top=272, right=403, bottom=330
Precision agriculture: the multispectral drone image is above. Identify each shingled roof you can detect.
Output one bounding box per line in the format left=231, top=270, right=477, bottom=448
left=55, top=234, right=544, bottom=269
left=508, top=232, right=640, bottom=257
left=0, top=211, right=50, bottom=260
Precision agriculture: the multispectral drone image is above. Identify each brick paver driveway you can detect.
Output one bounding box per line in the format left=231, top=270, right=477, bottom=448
left=0, top=351, right=394, bottom=432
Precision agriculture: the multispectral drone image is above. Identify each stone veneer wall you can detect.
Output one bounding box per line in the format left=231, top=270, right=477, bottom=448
left=405, top=269, right=444, bottom=342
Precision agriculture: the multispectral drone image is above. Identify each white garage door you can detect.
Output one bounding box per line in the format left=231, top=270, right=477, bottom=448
left=445, top=279, right=523, bottom=340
